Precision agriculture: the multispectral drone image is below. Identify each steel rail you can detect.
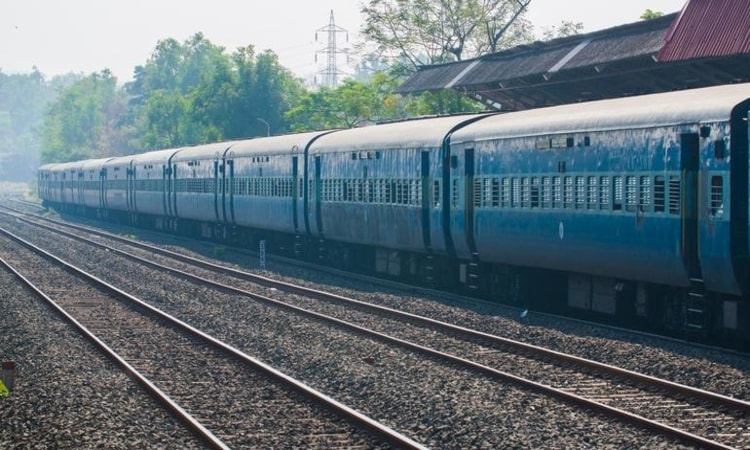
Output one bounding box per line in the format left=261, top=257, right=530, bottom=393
left=2, top=218, right=742, bottom=449
left=8, top=209, right=749, bottom=416
left=0, top=226, right=428, bottom=450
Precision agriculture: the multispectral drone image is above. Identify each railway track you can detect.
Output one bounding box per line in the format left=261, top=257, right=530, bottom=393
left=3, top=207, right=749, bottom=448
left=0, top=225, right=424, bottom=450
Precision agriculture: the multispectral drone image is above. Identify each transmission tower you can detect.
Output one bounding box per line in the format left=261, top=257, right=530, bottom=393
left=315, top=10, right=348, bottom=88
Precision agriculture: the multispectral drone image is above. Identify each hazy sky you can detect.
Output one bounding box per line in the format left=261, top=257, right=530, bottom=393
left=2, top=0, right=687, bottom=83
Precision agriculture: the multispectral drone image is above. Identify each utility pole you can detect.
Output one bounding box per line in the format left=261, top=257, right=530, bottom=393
left=315, top=10, right=348, bottom=88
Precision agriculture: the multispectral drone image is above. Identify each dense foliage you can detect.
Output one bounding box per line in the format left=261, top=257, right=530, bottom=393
left=0, top=69, right=74, bottom=180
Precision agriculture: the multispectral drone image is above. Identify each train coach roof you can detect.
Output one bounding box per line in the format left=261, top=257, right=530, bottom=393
left=128, top=148, right=183, bottom=165
left=226, top=131, right=332, bottom=157
left=170, top=141, right=239, bottom=160
left=451, top=83, right=750, bottom=143
left=309, top=114, right=490, bottom=153
left=80, top=158, right=114, bottom=171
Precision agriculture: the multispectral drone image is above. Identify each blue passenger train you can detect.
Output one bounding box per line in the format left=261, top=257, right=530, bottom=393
left=38, top=83, right=750, bottom=346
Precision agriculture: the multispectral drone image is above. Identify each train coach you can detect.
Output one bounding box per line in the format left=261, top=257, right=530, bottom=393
left=38, top=83, right=750, bottom=346
left=447, top=84, right=750, bottom=340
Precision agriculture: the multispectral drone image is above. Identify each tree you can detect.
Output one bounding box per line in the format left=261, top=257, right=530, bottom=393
left=286, top=73, right=403, bottom=130
left=41, top=70, right=128, bottom=163
left=0, top=68, right=65, bottom=180
left=540, top=20, right=585, bottom=40
left=361, top=0, right=533, bottom=73
left=641, top=9, right=664, bottom=20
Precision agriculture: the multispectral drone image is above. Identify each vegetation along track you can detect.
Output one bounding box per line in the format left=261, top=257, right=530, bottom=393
left=3, top=208, right=750, bottom=449
left=0, top=225, right=424, bottom=450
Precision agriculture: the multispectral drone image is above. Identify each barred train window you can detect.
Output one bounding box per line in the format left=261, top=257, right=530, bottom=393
left=639, top=176, right=651, bottom=211
left=668, top=176, right=680, bottom=215
left=542, top=177, right=551, bottom=207
left=491, top=178, right=500, bottom=207
left=553, top=176, right=562, bottom=206
left=563, top=176, right=573, bottom=208
left=521, top=177, right=530, bottom=207
left=625, top=176, right=637, bottom=212
left=452, top=179, right=459, bottom=207
left=599, top=176, right=610, bottom=210
left=530, top=177, right=539, bottom=208
left=587, top=176, right=597, bottom=209
left=474, top=178, right=483, bottom=207
left=501, top=178, right=510, bottom=207
left=613, top=176, right=623, bottom=210
left=575, top=176, right=585, bottom=209
left=512, top=178, right=520, bottom=207
left=710, top=175, right=724, bottom=217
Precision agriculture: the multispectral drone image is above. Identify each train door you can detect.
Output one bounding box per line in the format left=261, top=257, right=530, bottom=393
left=464, top=148, right=478, bottom=257
left=77, top=170, right=84, bottom=205
left=292, top=154, right=300, bottom=233
left=681, top=132, right=706, bottom=329
left=214, top=157, right=222, bottom=223
left=314, top=155, right=323, bottom=237
left=99, top=167, right=106, bottom=210
left=681, top=132, right=701, bottom=280
left=420, top=151, right=431, bottom=251
left=127, top=162, right=136, bottom=213
left=162, top=164, right=171, bottom=217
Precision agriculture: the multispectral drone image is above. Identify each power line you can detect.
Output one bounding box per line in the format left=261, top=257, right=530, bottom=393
left=314, top=10, right=348, bottom=88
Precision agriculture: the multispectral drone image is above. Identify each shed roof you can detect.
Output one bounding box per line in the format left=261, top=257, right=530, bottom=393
left=658, top=0, right=750, bottom=61
left=396, top=2, right=750, bottom=111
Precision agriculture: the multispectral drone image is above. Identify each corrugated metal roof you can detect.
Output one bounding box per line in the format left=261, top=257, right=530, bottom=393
left=395, top=61, right=475, bottom=94
left=658, top=0, right=750, bottom=61
left=396, top=14, right=676, bottom=93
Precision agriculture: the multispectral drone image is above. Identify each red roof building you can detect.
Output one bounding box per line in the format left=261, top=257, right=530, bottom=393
left=659, top=0, right=750, bottom=61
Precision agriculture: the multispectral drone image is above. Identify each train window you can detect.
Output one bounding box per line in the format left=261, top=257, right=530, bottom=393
left=714, top=139, right=727, bottom=159
left=512, top=178, right=520, bottom=207
left=520, top=177, right=530, bottom=207
left=491, top=178, right=500, bottom=207
left=563, top=176, right=573, bottom=208
left=474, top=179, right=483, bottom=208
left=710, top=176, right=724, bottom=217
left=552, top=176, right=561, bottom=207
left=668, top=176, right=681, bottom=215
left=530, top=177, right=540, bottom=208
left=653, top=176, right=665, bottom=212
left=433, top=180, right=441, bottom=207
left=639, top=176, right=652, bottom=212
left=482, top=178, right=491, bottom=207
left=501, top=178, right=510, bottom=207
left=587, top=176, right=597, bottom=209
left=625, top=176, right=637, bottom=212
left=540, top=177, right=551, bottom=208
left=598, top=176, right=610, bottom=210
left=452, top=178, right=460, bottom=207
left=613, top=176, right=623, bottom=211
left=575, top=176, right=585, bottom=209
left=367, top=180, right=375, bottom=203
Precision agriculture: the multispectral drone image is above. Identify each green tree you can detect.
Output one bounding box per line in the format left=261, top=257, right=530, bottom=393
left=540, top=20, right=585, bottom=40
left=361, top=0, right=533, bottom=73
left=641, top=9, right=664, bottom=20
left=286, top=73, right=403, bottom=130
left=41, top=70, right=127, bottom=163
left=0, top=68, right=65, bottom=180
